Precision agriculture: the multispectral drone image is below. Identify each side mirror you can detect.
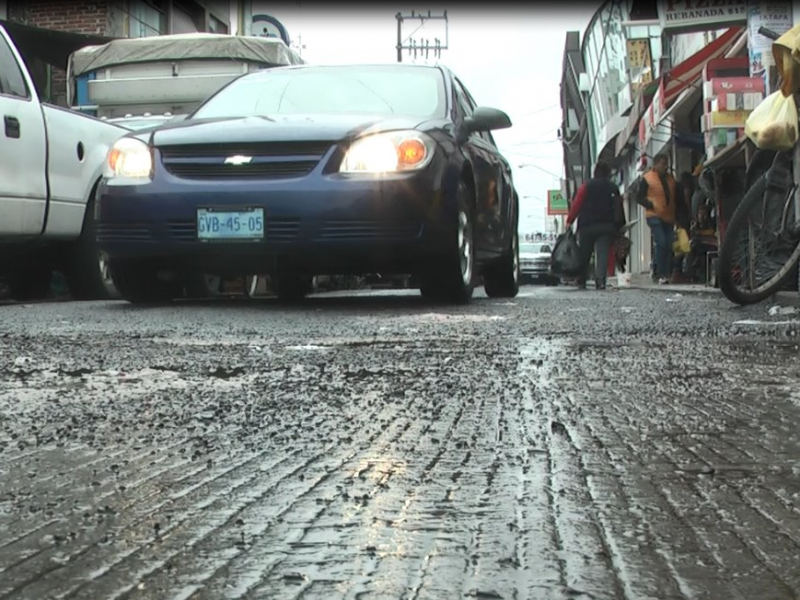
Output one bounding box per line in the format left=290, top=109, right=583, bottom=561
left=465, top=107, right=513, bottom=133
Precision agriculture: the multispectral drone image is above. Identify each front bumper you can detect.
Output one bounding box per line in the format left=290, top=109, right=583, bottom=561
left=98, top=159, right=454, bottom=275
left=520, top=260, right=552, bottom=278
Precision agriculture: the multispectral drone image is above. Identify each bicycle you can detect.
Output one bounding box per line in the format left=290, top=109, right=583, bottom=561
left=716, top=26, right=800, bottom=305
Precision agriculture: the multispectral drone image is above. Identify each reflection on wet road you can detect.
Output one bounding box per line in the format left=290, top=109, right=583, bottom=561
left=1, top=286, right=800, bottom=599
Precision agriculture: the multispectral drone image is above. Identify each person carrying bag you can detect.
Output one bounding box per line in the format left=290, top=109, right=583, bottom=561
left=565, top=160, right=626, bottom=290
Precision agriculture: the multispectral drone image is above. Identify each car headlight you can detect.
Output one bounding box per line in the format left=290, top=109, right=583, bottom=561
left=340, top=131, right=435, bottom=174
left=104, top=137, right=153, bottom=181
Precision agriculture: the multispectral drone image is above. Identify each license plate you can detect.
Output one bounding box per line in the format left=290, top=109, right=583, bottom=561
left=197, top=208, right=264, bottom=241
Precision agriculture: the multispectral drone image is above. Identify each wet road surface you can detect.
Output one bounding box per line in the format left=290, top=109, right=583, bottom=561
left=2, top=285, right=800, bottom=599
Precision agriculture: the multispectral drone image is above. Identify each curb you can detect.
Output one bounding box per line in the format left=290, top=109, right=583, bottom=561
left=626, top=284, right=798, bottom=306
left=626, top=284, right=720, bottom=296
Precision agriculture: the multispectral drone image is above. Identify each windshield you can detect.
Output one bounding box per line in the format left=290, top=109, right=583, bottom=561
left=521, top=243, right=551, bottom=253
left=192, top=65, right=447, bottom=120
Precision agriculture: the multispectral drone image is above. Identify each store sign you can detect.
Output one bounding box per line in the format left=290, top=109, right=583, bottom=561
left=747, top=1, right=793, bottom=95
left=547, top=190, right=569, bottom=216
left=250, top=14, right=291, bottom=46
left=659, top=0, right=748, bottom=32
left=626, top=39, right=654, bottom=96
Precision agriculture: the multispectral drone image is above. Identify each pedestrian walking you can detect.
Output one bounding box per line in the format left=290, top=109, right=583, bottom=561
left=566, top=160, right=626, bottom=290
left=633, top=153, right=684, bottom=285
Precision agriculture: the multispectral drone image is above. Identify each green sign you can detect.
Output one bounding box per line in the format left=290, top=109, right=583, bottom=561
left=547, top=189, right=568, bottom=215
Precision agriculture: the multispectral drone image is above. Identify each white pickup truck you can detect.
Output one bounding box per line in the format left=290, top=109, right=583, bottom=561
left=0, top=24, right=126, bottom=301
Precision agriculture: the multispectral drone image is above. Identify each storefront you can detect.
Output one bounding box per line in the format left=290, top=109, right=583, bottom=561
left=613, top=23, right=750, bottom=280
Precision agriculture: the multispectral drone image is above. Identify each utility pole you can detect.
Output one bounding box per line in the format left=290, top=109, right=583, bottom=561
left=395, top=10, right=449, bottom=64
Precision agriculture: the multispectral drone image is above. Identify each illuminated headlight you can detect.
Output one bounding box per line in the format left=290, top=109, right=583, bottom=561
left=104, top=137, right=153, bottom=182
left=340, top=130, right=435, bottom=174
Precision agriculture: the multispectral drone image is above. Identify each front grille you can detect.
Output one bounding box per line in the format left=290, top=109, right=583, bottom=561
left=163, top=162, right=318, bottom=179
left=267, top=218, right=301, bottom=242
left=316, top=221, right=423, bottom=241
left=97, top=223, right=152, bottom=242
left=159, top=141, right=335, bottom=181
left=159, top=141, right=335, bottom=158
left=168, top=221, right=196, bottom=243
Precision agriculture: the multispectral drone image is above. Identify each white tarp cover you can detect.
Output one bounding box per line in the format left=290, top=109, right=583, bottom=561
left=69, top=33, right=304, bottom=77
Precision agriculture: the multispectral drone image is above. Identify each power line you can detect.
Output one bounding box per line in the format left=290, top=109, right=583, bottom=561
left=517, top=103, right=560, bottom=117
left=395, top=10, right=449, bottom=63
left=516, top=162, right=564, bottom=180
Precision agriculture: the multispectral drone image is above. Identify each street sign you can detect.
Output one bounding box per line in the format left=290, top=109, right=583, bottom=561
left=547, top=189, right=569, bottom=215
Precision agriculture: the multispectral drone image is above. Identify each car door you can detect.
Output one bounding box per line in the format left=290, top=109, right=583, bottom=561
left=452, top=76, right=509, bottom=255
left=0, top=27, right=47, bottom=237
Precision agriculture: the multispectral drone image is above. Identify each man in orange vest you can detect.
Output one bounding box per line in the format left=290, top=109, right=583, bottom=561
left=634, top=153, right=683, bottom=285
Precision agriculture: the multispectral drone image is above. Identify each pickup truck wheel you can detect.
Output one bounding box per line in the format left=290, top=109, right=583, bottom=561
left=110, top=261, right=183, bottom=305
left=484, top=229, right=520, bottom=298
left=65, top=187, right=118, bottom=300
left=419, top=180, right=475, bottom=304
left=8, top=269, right=52, bottom=302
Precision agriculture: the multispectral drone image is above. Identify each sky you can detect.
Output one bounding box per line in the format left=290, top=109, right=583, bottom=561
left=239, top=3, right=600, bottom=233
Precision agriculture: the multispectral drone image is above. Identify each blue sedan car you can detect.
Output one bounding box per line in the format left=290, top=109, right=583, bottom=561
left=98, top=64, right=520, bottom=304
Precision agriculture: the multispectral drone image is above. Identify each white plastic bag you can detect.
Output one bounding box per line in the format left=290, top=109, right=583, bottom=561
left=744, top=91, right=799, bottom=152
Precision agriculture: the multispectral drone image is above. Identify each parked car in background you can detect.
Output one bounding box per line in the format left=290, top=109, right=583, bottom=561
left=520, top=241, right=559, bottom=285
left=98, top=63, right=520, bottom=305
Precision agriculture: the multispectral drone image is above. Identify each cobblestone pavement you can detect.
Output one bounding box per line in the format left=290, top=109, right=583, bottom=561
left=1, top=286, right=800, bottom=600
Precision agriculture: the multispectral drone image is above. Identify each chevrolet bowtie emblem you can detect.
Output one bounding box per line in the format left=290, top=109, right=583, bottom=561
left=224, top=155, right=253, bottom=165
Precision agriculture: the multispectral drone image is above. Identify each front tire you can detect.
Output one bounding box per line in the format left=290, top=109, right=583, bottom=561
left=110, top=261, right=184, bottom=305
left=420, top=179, right=475, bottom=304
left=484, top=229, right=520, bottom=298
left=65, top=186, right=117, bottom=300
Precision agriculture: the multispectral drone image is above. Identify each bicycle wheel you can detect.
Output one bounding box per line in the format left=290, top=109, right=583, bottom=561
left=718, top=169, right=800, bottom=305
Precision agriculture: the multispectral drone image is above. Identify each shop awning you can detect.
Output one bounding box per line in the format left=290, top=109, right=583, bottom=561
left=0, top=19, right=117, bottom=71
left=662, top=27, right=744, bottom=106
left=655, top=84, right=701, bottom=128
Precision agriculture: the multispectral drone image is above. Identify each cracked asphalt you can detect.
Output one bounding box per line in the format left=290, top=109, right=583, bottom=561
left=2, top=285, right=800, bottom=600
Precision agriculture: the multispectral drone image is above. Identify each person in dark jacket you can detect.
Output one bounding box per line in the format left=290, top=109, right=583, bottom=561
left=566, top=160, right=626, bottom=290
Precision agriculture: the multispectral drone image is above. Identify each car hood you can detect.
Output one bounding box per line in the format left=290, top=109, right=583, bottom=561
left=143, top=114, right=433, bottom=146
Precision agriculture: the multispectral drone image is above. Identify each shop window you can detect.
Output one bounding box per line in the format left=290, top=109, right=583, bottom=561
left=173, top=0, right=205, bottom=34
left=129, top=0, right=166, bottom=38
left=628, top=0, right=658, bottom=21
left=209, top=15, right=228, bottom=34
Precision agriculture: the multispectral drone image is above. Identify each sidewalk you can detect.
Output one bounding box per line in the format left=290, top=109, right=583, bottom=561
left=623, top=273, right=798, bottom=306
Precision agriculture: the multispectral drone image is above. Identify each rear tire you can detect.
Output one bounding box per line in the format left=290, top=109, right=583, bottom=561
left=110, top=261, right=184, bottom=305
left=484, top=229, right=520, bottom=298
left=8, top=269, right=52, bottom=302
left=274, top=275, right=312, bottom=302
left=419, top=179, right=475, bottom=304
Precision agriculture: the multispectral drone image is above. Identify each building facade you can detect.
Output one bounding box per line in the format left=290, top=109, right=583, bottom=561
left=560, top=31, right=589, bottom=201
left=4, top=0, right=232, bottom=104
left=562, top=0, right=759, bottom=277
